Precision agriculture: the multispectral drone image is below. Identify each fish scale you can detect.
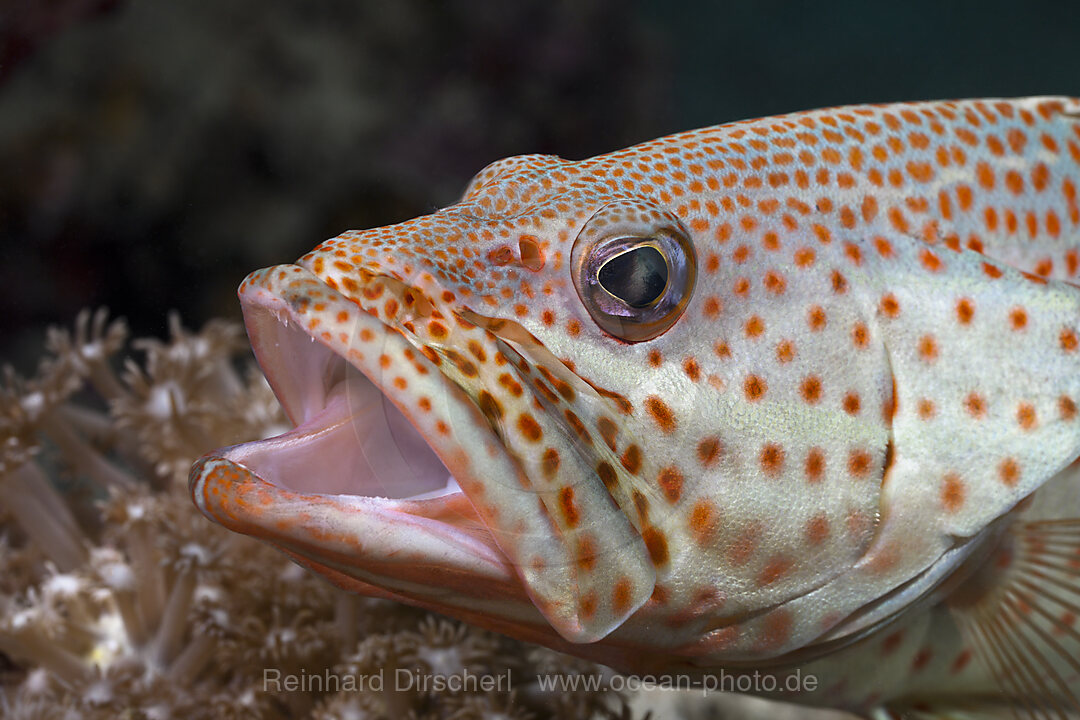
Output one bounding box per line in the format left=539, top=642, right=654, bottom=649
left=192, top=97, right=1080, bottom=715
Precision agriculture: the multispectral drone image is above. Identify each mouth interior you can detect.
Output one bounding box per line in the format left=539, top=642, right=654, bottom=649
left=228, top=306, right=460, bottom=500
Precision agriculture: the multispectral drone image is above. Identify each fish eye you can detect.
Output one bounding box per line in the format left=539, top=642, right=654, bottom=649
left=571, top=201, right=696, bottom=342
left=597, top=245, right=669, bottom=308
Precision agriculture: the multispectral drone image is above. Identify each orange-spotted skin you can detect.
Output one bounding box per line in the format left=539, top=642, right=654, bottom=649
left=192, top=97, right=1080, bottom=714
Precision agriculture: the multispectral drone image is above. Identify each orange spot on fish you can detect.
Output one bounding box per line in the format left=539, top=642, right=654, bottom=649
left=998, top=457, right=1020, bottom=487
left=697, top=436, right=722, bottom=467
left=917, top=334, right=938, bottom=363
left=576, top=535, right=598, bottom=571
left=620, top=444, right=642, bottom=475
left=760, top=443, right=785, bottom=476
left=597, top=462, right=618, bottom=492
left=689, top=499, right=720, bottom=545
left=744, top=374, right=767, bottom=401
left=951, top=649, right=973, bottom=674
left=843, top=391, right=861, bottom=415
left=517, top=413, right=543, bottom=442
left=541, top=448, right=560, bottom=479
left=965, top=392, right=987, bottom=419
left=1061, top=328, right=1079, bottom=353
left=703, top=296, right=723, bottom=319
left=805, top=448, right=825, bottom=483
left=1016, top=402, right=1037, bottom=431
left=881, top=631, right=904, bottom=655
left=1061, top=395, right=1078, bottom=421
left=805, top=513, right=829, bottom=545
left=596, top=416, right=618, bottom=451
left=657, top=466, right=683, bottom=503
left=758, top=555, right=793, bottom=586
left=776, top=339, right=796, bottom=363
left=848, top=449, right=872, bottom=478
left=1005, top=169, right=1024, bottom=195
left=852, top=322, right=869, bottom=349
left=941, top=473, right=966, bottom=512
left=683, top=357, right=701, bottom=381
left=642, top=526, right=670, bottom=566
left=558, top=487, right=580, bottom=527
left=956, top=298, right=975, bottom=324
left=745, top=315, right=765, bottom=338
left=612, top=578, right=634, bottom=615
left=1009, top=307, right=1028, bottom=330
left=764, top=271, right=786, bottom=294
left=645, top=396, right=677, bottom=433
left=880, top=294, right=900, bottom=318
left=579, top=592, right=597, bottom=620
left=800, top=376, right=823, bottom=404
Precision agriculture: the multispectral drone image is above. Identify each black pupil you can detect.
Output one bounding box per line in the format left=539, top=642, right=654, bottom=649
left=598, top=246, right=668, bottom=308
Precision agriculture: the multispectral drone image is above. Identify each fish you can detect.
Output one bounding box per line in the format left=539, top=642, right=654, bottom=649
left=190, top=97, right=1080, bottom=716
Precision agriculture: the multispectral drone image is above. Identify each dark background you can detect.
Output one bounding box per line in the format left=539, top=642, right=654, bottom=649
left=1, top=0, right=1078, bottom=372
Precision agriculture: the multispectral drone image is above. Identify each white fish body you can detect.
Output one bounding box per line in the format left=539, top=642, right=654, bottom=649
left=192, top=97, right=1080, bottom=715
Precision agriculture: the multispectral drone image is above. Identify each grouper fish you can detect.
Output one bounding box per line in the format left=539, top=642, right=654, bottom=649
left=191, top=97, right=1080, bottom=716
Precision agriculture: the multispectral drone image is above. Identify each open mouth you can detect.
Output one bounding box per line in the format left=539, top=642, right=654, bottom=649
left=222, top=302, right=462, bottom=503
left=192, top=259, right=531, bottom=559
left=188, top=262, right=554, bottom=614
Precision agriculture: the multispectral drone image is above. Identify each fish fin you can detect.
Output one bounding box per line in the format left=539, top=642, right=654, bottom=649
left=947, top=498, right=1080, bottom=716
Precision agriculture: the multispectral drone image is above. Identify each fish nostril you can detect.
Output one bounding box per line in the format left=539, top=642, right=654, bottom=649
left=518, top=235, right=545, bottom=272
left=488, top=246, right=514, bottom=266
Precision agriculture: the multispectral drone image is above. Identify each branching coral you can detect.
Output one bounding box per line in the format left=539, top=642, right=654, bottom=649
left=0, top=309, right=649, bottom=719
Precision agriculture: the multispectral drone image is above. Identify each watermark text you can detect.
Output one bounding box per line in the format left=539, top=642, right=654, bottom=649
left=264, top=667, right=816, bottom=698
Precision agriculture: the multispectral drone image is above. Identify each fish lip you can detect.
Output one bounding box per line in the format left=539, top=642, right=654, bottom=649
left=190, top=262, right=523, bottom=572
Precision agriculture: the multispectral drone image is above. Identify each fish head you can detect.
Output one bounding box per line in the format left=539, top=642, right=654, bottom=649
left=190, top=153, right=726, bottom=665
left=187, top=150, right=914, bottom=669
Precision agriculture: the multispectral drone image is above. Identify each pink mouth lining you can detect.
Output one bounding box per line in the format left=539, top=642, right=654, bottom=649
left=225, top=295, right=462, bottom=502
